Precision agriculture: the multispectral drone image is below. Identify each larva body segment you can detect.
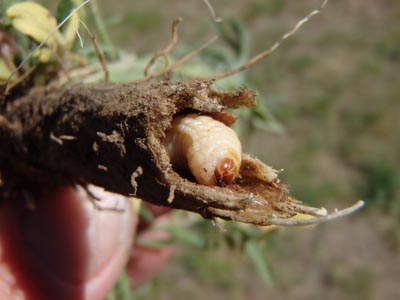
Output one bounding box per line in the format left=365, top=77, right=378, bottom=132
left=165, top=114, right=242, bottom=186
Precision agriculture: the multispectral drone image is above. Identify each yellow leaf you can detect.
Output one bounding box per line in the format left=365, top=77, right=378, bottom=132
left=6, top=2, right=62, bottom=49
left=0, top=60, right=12, bottom=80
left=32, top=47, right=54, bottom=63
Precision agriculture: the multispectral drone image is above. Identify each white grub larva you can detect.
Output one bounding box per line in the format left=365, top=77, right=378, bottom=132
left=165, top=113, right=242, bottom=186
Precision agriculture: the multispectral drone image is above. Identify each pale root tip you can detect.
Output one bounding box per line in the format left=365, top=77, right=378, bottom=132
left=316, top=207, right=328, bottom=216
left=269, top=200, right=365, bottom=226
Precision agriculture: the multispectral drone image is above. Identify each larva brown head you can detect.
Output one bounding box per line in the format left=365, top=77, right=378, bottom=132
left=214, top=157, right=239, bottom=187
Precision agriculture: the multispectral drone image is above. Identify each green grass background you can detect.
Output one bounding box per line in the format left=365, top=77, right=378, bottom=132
left=102, top=1, right=400, bottom=299
left=37, top=0, right=400, bottom=299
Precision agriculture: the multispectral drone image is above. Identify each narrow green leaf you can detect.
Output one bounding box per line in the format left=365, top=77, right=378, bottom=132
left=56, top=0, right=74, bottom=24
left=136, top=238, right=171, bottom=249
left=168, top=224, right=205, bottom=248
left=108, top=270, right=134, bottom=300
left=244, top=240, right=274, bottom=287
left=139, top=204, right=154, bottom=222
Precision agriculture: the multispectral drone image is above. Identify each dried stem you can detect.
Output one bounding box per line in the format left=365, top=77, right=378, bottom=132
left=48, top=64, right=101, bottom=89
left=79, top=20, right=109, bottom=82
left=4, top=61, right=40, bottom=95
left=144, top=17, right=183, bottom=76
left=135, top=35, right=218, bottom=83
left=54, top=53, right=72, bottom=82
left=197, top=0, right=329, bottom=80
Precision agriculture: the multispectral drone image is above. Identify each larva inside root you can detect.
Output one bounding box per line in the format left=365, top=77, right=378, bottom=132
left=165, top=113, right=242, bottom=186
left=165, top=112, right=364, bottom=226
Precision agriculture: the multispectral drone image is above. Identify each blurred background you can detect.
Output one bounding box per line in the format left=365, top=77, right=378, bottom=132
left=35, top=0, right=400, bottom=299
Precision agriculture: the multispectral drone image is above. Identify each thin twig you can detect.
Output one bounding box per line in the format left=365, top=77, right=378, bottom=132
left=202, top=0, right=222, bottom=22
left=5, top=61, right=40, bottom=95
left=198, top=0, right=329, bottom=80
left=135, top=35, right=218, bottom=83
left=54, top=53, right=72, bottom=81
left=79, top=20, right=109, bottom=82
left=47, top=64, right=101, bottom=89
left=144, top=17, right=183, bottom=76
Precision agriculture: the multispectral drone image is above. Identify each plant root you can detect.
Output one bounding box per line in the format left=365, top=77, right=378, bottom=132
left=0, top=79, right=362, bottom=226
